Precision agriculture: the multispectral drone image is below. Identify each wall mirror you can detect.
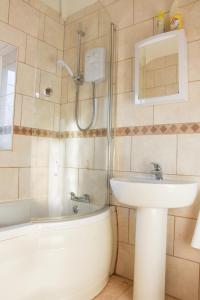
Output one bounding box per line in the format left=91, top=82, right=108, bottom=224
left=0, top=41, right=17, bottom=150
left=135, top=29, right=188, bottom=105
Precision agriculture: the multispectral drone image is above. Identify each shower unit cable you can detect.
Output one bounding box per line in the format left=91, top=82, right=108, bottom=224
left=58, top=29, right=97, bottom=132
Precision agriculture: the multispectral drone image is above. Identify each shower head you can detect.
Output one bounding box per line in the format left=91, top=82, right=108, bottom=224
left=57, top=59, right=74, bottom=78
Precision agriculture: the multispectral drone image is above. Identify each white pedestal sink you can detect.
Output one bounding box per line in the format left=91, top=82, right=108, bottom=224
left=110, top=177, right=198, bottom=300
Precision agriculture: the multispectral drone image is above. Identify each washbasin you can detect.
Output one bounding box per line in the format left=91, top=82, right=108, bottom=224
left=110, top=177, right=198, bottom=208
left=110, top=175, right=198, bottom=300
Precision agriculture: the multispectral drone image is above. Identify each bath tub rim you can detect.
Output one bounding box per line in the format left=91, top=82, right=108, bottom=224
left=0, top=206, right=111, bottom=242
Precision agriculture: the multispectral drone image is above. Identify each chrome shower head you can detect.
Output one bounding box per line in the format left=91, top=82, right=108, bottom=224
left=57, top=59, right=74, bottom=78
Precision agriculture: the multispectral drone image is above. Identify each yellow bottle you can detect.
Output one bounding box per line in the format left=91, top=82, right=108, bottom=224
left=169, top=0, right=184, bottom=30
left=170, top=14, right=183, bottom=30
left=155, top=11, right=165, bottom=34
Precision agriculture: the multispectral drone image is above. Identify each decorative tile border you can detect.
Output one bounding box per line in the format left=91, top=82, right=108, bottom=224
left=114, top=123, right=200, bottom=136
left=11, top=122, right=200, bottom=139
left=13, top=126, right=60, bottom=138
left=60, top=128, right=107, bottom=138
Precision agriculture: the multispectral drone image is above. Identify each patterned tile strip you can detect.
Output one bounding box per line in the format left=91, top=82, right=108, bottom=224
left=10, top=122, right=200, bottom=139
left=114, top=123, right=200, bottom=136
left=13, top=126, right=60, bottom=138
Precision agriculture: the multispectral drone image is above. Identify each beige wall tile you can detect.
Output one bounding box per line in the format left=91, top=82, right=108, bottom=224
left=100, top=0, right=116, bottom=6
left=44, top=16, right=64, bottom=50
left=113, top=137, right=132, bottom=171
left=31, top=137, right=50, bottom=167
left=117, top=20, right=153, bottom=61
left=182, top=1, right=200, bottom=42
left=94, top=98, right=107, bottom=129
left=167, top=215, right=175, bottom=256
left=105, top=0, right=133, bottom=29
left=117, top=59, right=133, bottom=94
left=14, top=94, right=22, bottom=126
left=117, top=207, right=129, bottom=243
left=0, top=168, right=18, bottom=202
left=53, top=104, right=60, bottom=131
left=19, top=168, right=31, bottom=200
left=154, top=82, right=200, bottom=124
left=166, top=255, right=199, bottom=300
left=177, top=134, right=200, bottom=176
left=16, top=63, right=39, bottom=97
left=0, top=135, right=31, bottom=167
left=134, top=0, right=173, bottom=24
left=116, top=92, right=153, bottom=127
left=174, top=217, right=200, bottom=263
left=131, top=135, right=177, bottom=174
left=116, top=242, right=134, bottom=280
left=61, top=77, right=68, bottom=103
left=189, top=40, right=200, bottom=81
left=21, top=96, right=54, bottom=130
left=169, top=175, right=200, bottom=219
left=60, top=102, right=77, bottom=131
left=9, top=0, right=42, bottom=38
left=0, top=0, right=9, bottom=23
left=40, top=71, right=61, bottom=103
left=31, top=167, right=49, bottom=200
left=0, top=21, right=26, bottom=62
left=26, top=36, right=57, bottom=74
left=65, top=2, right=101, bottom=25
left=78, top=169, right=107, bottom=205
left=79, top=82, right=93, bottom=101
left=64, top=12, right=99, bottom=49
left=94, top=137, right=107, bottom=170
left=57, top=50, right=64, bottom=77
left=129, top=209, right=136, bottom=245
left=65, top=138, right=94, bottom=169
left=67, top=78, right=76, bottom=101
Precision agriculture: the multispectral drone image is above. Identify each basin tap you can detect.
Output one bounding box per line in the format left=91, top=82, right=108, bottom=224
left=151, top=162, right=163, bottom=180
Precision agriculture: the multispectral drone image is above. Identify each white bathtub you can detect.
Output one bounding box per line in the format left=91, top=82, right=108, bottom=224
left=0, top=207, right=113, bottom=300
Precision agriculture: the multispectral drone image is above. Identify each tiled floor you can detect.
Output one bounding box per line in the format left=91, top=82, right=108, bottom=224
left=94, top=275, right=178, bottom=300
left=94, top=275, right=132, bottom=300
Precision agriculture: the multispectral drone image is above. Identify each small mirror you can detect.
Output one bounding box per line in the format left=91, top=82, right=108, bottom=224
left=135, top=30, right=187, bottom=105
left=0, top=41, right=17, bottom=150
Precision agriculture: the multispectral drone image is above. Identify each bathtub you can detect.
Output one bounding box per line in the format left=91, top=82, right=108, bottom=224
left=0, top=207, right=114, bottom=300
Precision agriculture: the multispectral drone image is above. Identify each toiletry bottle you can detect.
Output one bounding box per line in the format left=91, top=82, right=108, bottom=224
left=169, top=0, right=183, bottom=30
left=155, top=11, right=165, bottom=34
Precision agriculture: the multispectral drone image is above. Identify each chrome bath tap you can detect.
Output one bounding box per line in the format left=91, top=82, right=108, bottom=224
left=70, top=192, right=90, bottom=203
left=151, top=162, right=163, bottom=180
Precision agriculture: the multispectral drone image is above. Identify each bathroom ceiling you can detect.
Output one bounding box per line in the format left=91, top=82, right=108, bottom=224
left=41, top=0, right=97, bottom=19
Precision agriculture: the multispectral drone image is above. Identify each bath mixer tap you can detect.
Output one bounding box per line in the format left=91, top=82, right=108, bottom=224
left=151, top=162, right=163, bottom=180
left=70, top=192, right=90, bottom=203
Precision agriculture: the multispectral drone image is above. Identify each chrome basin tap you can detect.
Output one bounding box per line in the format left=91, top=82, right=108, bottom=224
left=151, top=162, right=163, bottom=180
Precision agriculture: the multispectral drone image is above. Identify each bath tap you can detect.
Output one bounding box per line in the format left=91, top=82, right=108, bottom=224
left=70, top=192, right=90, bottom=203
left=151, top=162, right=163, bottom=180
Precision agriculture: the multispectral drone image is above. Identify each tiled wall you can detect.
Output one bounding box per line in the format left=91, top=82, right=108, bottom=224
left=1, top=0, right=200, bottom=298
left=0, top=0, right=63, bottom=216
left=100, top=0, right=200, bottom=299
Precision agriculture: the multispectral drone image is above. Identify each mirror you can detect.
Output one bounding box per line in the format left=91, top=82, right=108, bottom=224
left=135, top=29, right=188, bottom=105
left=0, top=41, right=17, bottom=150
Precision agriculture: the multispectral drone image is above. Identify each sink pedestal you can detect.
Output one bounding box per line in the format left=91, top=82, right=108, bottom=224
left=133, top=208, right=168, bottom=300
